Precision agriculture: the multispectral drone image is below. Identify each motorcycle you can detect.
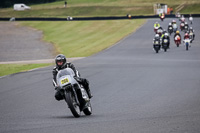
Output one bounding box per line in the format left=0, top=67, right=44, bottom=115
left=184, top=25, right=189, bottom=32
left=162, top=38, right=169, bottom=52
left=174, top=35, right=181, bottom=47
left=189, top=16, right=193, bottom=24
left=168, top=26, right=173, bottom=35
left=183, top=39, right=191, bottom=51
left=176, top=13, right=181, bottom=19
left=154, top=26, right=159, bottom=33
left=153, top=39, right=161, bottom=53
left=180, top=22, right=185, bottom=31
left=189, top=32, right=194, bottom=43
left=172, top=24, right=178, bottom=33
left=156, top=29, right=163, bottom=37
left=160, top=15, right=165, bottom=21
left=55, top=68, right=92, bottom=118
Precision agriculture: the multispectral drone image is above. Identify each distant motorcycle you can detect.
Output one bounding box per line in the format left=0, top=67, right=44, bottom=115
left=184, top=25, right=189, bottom=32
left=55, top=68, right=92, bottom=118
left=162, top=39, right=169, bottom=52
left=168, top=26, right=173, bottom=35
left=189, top=32, right=194, bottom=43
left=160, top=15, right=165, bottom=21
left=172, top=24, right=178, bottom=33
left=183, top=39, right=191, bottom=51
left=189, top=16, right=193, bottom=24
left=153, top=39, right=161, bottom=53
left=157, top=28, right=163, bottom=37
left=154, top=26, right=159, bottom=33
left=180, top=22, right=185, bottom=31
left=174, top=35, right=181, bottom=47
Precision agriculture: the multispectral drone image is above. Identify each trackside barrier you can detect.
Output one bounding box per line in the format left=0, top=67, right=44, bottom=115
left=0, top=14, right=200, bottom=21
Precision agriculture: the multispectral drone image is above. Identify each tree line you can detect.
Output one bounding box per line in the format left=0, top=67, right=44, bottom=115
left=0, top=0, right=58, bottom=8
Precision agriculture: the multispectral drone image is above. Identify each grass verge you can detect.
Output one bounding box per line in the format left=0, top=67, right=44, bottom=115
left=20, top=19, right=146, bottom=57
left=0, top=63, right=52, bottom=77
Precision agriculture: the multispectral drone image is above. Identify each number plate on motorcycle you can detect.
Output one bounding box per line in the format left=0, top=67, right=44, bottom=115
left=155, top=41, right=158, bottom=44
left=164, top=39, right=168, bottom=43
left=61, top=78, right=69, bottom=84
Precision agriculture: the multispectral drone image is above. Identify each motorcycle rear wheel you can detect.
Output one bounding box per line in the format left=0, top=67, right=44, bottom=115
left=186, top=45, right=189, bottom=51
left=83, top=102, right=92, bottom=116
left=65, top=91, right=81, bottom=118
left=176, top=43, right=179, bottom=47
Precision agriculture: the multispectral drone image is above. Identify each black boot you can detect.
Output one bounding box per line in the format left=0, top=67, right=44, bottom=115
left=75, top=77, right=93, bottom=98
left=85, top=86, right=93, bottom=99
left=83, top=79, right=93, bottom=98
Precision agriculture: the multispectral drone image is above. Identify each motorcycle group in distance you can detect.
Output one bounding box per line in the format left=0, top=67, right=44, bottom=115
left=153, top=14, right=195, bottom=53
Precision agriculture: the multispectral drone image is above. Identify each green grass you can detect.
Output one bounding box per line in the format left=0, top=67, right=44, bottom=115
left=1, top=0, right=200, bottom=17
left=181, top=3, right=200, bottom=14
left=0, top=64, right=52, bottom=77
left=20, top=19, right=146, bottom=57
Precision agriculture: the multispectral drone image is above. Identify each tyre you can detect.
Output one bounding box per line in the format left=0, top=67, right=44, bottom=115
left=156, top=50, right=159, bottom=53
left=83, top=102, right=92, bottom=116
left=176, top=43, right=179, bottom=47
left=186, top=45, right=188, bottom=50
left=65, top=91, right=81, bottom=118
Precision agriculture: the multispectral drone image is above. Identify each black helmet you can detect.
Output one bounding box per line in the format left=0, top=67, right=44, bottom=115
left=55, top=54, right=67, bottom=69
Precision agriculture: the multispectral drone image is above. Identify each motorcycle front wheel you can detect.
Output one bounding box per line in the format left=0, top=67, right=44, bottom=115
left=65, top=91, right=81, bottom=118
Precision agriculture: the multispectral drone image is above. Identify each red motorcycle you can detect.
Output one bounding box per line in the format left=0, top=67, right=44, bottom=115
left=154, top=26, right=159, bottom=33
left=156, top=28, right=163, bottom=37
left=174, top=35, right=181, bottom=47
left=160, top=15, right=165, bottom=21
left=180, top=22, right=185, bottom=31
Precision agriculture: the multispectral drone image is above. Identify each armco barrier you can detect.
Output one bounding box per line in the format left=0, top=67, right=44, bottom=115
left=0, top=14, right=200, bottom=21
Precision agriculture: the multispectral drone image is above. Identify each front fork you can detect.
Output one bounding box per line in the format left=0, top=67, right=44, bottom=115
left=65, top=85, right=80, bottom=106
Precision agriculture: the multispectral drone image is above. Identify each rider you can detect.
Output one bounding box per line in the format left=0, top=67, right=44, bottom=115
left=184, top=32, right=190, bottom=40
left=172, top=20, right=177, bottom=32
left=172, top=19, right=176, bottom=25
left=180, top=15, right=185, bottom=22
left=153, top=34, right=161, bottom=50
left=189, top=27, right=195, bottom=39
left=157, top=26, right=163, bottom=36
left=174, top=30, right=182, bottom=43
left=161, top=13, right=165, bottom=18
left=161, top=32, right=170, bottom=49
left=52, top=54, right=93, bottom=101
left=153, top=34, right=161, bottom=44
left=154, top=22, right=160, bottom=29
left=168, top=23, right=173, bottom=30
left=189, top=14, right=193, bottom=24
left=184, top=22, right=189, bottom=30
left=183, top=33, right=191, bottom=46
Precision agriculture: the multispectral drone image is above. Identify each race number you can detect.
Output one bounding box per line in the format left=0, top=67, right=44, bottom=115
left=61, top=78, right=69, bottom=84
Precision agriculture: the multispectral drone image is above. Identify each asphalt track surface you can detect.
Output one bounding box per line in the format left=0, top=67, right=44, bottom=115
left=0, top=18, right=200, bottom=133
left=0, top=22, right=55, bottom=62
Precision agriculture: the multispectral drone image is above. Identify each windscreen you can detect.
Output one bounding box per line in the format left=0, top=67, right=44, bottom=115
left=57, top=68, right=75, bottom=79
